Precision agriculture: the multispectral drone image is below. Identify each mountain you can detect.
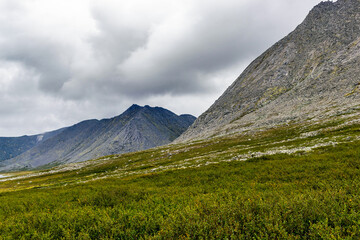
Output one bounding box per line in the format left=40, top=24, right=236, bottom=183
left=0, top=105, right=195, bottom=170
left=177, top=0, right=360, bottom=142
left=0, top=128, right=66, bottom=162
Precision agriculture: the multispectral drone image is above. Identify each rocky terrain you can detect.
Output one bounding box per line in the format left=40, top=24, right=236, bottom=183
left=177, top=0, right=360, bottom=142
left=0, top=105, right=195, bottom=170
left=0, top=128, right=66, bottom=162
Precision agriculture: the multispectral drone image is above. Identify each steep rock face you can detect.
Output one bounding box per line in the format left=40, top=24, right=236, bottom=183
left=0, top=105, right=195, bottom=170
left=177, top=0, right=360, bottom=142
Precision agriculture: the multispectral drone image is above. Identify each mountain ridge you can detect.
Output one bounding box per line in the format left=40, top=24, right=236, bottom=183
left=0, top=128, right=66, bottom=162
left=177, top=0, right=360, bottom=142
left=0, top=105, right=195, bottom=170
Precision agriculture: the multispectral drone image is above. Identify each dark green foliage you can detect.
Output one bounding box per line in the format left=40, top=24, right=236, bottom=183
left=0, top=139, right=359, bottom=239
left=0, top=118, right=358, bottom=239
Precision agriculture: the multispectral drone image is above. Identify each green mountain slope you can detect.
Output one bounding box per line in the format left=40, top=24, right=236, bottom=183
left=0, top=108, right=359, bottom=238
left=0, top=0, right=360, bottom=238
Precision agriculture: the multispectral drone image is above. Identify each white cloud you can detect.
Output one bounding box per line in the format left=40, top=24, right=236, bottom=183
left=0, top=0, right=322, bottom=136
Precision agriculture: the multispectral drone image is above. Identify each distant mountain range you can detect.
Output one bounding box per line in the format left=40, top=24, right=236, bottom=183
left=0, top=105, right=195, bottom=170
left=0, top=128, right=65, bottom=161
left=177, top=0, right=360, bottom=142
left=5, top=0, right=360, bottom=171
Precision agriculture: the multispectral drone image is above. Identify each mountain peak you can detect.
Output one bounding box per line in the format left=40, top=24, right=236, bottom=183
left=312, top=0, right=359, bottom=10
left=125, top=104, right=174, bottom=116
left=127, top=104, right=156, bottom=111
left=314, top=0, right=335, bottom=8
left=128, top=104, right=141, bottom=110
left=177, top=0, right=360, bottom=142
left=300, top=0, right=360, bottom=33
left=0, top=105, right=196, bottom=170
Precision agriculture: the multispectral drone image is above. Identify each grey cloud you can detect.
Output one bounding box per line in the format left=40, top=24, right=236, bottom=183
left=0, top=0, right=322, bottom=136
left=0, top=28, right=72, bottom=93
left=0, top=0, right=321, bottom=99
left=90, top=8, right=149, bottom=63
left=88, top=0, right=322, bottom=98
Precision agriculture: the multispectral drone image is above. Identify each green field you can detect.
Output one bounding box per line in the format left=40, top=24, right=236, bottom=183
left=0, top=116, right=359, bottom=239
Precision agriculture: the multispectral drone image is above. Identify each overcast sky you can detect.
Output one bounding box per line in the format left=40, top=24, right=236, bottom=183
left=0, top=0, right=323, bottom=136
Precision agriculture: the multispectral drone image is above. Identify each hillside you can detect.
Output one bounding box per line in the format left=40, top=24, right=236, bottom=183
left=0, top=107, right=359, bottom=238
left=0, top=128, right=66, bottom=162
left=0, top=0, right=360, bottom=238
left=0, top=105, right=195, bottom=170
left=177, top=0, right=360, bottom=142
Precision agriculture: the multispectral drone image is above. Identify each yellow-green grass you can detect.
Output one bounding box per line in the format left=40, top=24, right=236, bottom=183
left=0, top=116, right=359, bottom=239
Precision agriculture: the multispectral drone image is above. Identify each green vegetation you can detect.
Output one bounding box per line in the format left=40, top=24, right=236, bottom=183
left=0, top=117, right=359, bottom=239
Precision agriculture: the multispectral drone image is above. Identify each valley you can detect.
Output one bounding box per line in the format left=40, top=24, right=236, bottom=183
left=0, top=106, right=359, bottom=238
left=1, top=0, right=360, bottom=238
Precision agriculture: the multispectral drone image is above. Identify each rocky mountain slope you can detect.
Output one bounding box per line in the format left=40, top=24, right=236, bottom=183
left=0, top=128, right=66, bottom=162
left=177, top=0, right=360, bottom=142
left=0, top=105, right=195, bottom=170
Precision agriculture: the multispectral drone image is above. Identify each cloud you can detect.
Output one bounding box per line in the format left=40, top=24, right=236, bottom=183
left=85, top=0, right=323, bottom=98
left=0, top=0, right=322, bottom=136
